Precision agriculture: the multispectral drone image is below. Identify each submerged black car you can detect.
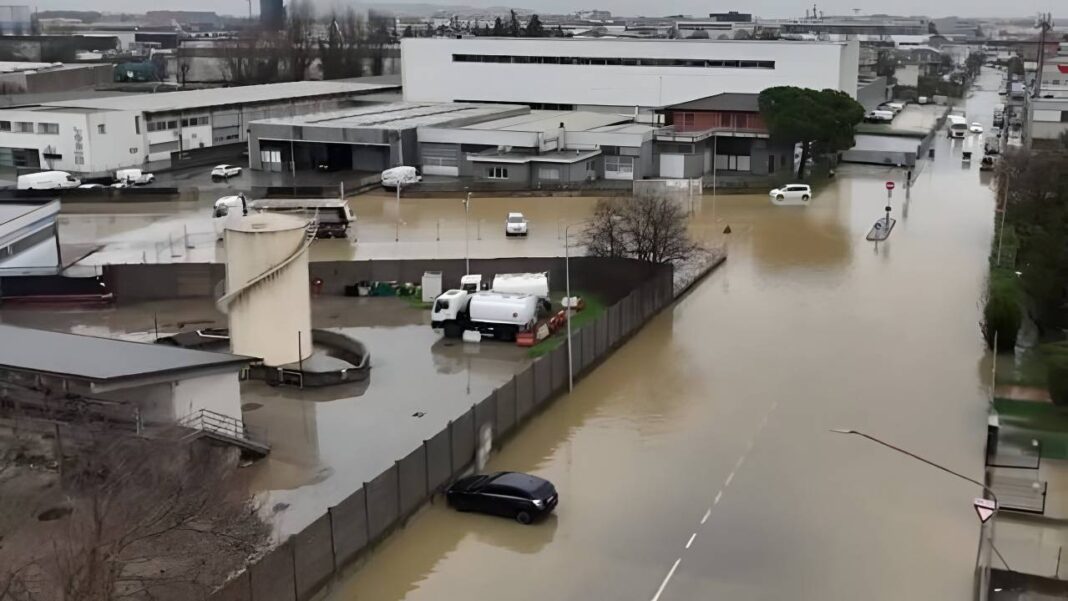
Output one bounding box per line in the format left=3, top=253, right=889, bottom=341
left=446, top=471, right=558, bottom=524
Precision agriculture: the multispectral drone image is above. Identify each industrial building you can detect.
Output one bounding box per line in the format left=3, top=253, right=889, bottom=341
left=0, top=80, right=397, bottom=176
left=247, top=101, right=526, bottom=174
left=401, top=37, right=860, bottom=110
left=0, top=62, right=114, bottom=96
left=0, top=324, right=253, bottom=437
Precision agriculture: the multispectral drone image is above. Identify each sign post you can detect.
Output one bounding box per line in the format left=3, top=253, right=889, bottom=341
left=974, top=497, right=997, bottom=523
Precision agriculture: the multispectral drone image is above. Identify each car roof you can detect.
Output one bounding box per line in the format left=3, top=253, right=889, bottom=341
left=508, top=212, right=524, bottom=217
left=488, top=471, right=548, bottom=492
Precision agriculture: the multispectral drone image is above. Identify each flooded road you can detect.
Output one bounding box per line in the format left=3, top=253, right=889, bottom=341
left=325, top=73, right=1002, bottom=601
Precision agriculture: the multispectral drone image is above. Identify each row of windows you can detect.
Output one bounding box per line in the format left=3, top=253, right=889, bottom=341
left=605, top=155, right=635, bottom=173
left=487, top=167, right=509, bottom=179
left=0, top=121, right=58, bottom=134
left=453, top=54, right=775, bottom=69
left=146, top=116, right=209, bottom=132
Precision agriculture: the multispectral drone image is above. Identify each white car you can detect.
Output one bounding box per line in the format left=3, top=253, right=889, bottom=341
left=769, top=184, right=812, bottom=205
left=211, top=164, right=242, bottom=179
left=505, top=212, right=528, bottom=237
left=77, top=183, right=105, bottom=189
left=970, top=123, right=984, bottom=134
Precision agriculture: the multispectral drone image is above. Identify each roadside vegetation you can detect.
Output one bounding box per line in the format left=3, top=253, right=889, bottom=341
left=527, top=292, right=605, bottom=358
left=986, top=149, right=1068, bottom=397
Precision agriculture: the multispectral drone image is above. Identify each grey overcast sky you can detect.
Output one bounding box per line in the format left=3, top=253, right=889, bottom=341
left=31, top=0, right=1059, bottom=19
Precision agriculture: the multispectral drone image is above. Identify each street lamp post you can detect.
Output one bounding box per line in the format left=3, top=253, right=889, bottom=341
left=462, top=192, right=471, bottom=275
left=830, top=428, right=1011, bottom=571
left=563, top=221, right=582, bottom=393
left=394, top=181, right=402, bottom=242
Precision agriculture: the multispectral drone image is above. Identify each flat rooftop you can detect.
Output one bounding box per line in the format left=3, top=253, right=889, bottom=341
left=252, top=102, right=526, bottom=130
left=462, top=110, right=630, bottom=134
left=0, top=325, right=252, bottom=385
left=9, top=80, right=396, bottom=114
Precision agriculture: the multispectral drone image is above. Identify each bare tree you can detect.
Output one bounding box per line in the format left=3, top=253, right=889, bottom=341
left=581, top=195, right=701, bottom=265
left=0, top=435, right=269, bottom=601
left=221, top=32, right=282, bottom=84
left=284, top=0, right=317, bottom=81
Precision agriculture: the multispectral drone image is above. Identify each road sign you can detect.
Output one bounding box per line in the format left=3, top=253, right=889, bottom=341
left=974, top=498, right=997, bottom=523
left=885, top=181, right=896, bottom=191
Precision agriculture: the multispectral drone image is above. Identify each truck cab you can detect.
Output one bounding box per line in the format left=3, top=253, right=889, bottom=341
left=431, top=290, right=471, bottom=336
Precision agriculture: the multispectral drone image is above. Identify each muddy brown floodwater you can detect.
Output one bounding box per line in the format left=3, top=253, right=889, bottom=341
left=325, top=73, right=1003, bottom=601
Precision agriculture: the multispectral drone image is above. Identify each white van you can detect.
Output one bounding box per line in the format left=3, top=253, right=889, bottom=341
left=866, top=110, right=895, bottom=123
left=381, top=166, right=421, bottom=189
left=114, top=168, right=155, bottom=185
left=17, top=170, right=81, bottom=190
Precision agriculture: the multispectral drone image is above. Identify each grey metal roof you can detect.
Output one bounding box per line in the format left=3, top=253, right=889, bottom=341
left=665, top=93, right=760, bottom=112
left=38, top=81, right=395, bottom=114
left=464, top=110, right=630, bottom=133
left=252, top=102, right=524, bottom=130
left=0, top=325, right=252, bottom=384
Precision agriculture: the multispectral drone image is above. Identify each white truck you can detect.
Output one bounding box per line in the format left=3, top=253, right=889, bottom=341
left=16, top=170, right=80, bottom=190
left=492, top=272, right=551, bottom=313
left=114, top=168, right=155, bottom=185
left=431, top=290, right=538, bottom=341
left=947, top=115, right=968, bottom=139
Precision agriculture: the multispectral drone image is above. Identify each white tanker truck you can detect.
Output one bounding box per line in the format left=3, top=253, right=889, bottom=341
left=431, top=289, right=538, bottom=341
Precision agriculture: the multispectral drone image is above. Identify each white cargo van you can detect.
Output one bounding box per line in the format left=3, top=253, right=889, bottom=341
left=114, top=168, right=155, bottom=185
left=17, top=171, right=80, bottom=190
left=866, top=110, right=895, bottom=123
left=381, top=166, right=421, bottom=188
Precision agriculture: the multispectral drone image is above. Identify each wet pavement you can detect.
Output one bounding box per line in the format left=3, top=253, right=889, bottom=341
left=322, top=70, right=1004, bottom=601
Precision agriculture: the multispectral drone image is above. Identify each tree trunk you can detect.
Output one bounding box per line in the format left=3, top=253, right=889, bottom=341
left=796, top=141, right=810, bottom=180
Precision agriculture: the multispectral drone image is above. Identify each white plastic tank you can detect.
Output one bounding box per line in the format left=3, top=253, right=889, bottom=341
left=222, top=213, right=313, bottom=367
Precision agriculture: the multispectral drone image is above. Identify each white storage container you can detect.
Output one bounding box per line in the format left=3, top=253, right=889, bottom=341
left=422, top=271, right=443, bottom=302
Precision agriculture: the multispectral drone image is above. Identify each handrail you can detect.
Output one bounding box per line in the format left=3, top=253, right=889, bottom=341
left=216, top=222, right=315, bottom=314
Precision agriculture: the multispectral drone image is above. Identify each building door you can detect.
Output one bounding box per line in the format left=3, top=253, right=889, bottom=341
left=660, top=154, right=685, bottom=178
left=768, top=154, right=775, bottom=174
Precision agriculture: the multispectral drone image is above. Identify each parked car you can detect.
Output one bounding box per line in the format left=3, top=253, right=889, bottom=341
left=77, top=183, right=105, bottom=189
left=969, top=122, right=984, bottom=134
left=381, top=166, right=421, bottom=188
left=115, top=168, right=155, bottom=185
left=16, top=170, right=80, bottom=190
left=769, top=184, right=812, bottom=205
left=866, top=109, right=895, bottom=123
left=446, top=471, right=558, bottom=524
left=211, top=164, right=242, bottom=179
left=505, top=212, right=528, bottom=237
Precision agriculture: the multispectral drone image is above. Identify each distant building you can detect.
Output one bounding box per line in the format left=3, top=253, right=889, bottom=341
left=0, top=80, right=396, bottom=177
left=709, top=11, right=751, bottom=23
left=144, top=10, right=221, bottom=28
left=0, top=5, right=30, bottom=34
left=0, top=62, right=114, bottom=95
left=260, top=0, right=284, bottom=30
left=780, top=18, right=928, bottom=38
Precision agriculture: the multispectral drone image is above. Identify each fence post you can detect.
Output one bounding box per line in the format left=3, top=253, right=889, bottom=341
left=395, top=460, right=402, bottom=517
left=447, top=420, right=454, bottom=479
left=362, top=481, right=371, bottom=542
left=471, top=403, right=477, bottom=453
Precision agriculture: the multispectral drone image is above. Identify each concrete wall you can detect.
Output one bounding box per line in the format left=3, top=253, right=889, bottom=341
left=402, top=38, right=859, bottom=107
left=171, top=371, right=243, bottom=425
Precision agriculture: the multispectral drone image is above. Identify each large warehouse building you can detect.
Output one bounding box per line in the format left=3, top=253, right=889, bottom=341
left=0, top=80, right=397, bottom=177
left=401, top=37, right=860, bottom=110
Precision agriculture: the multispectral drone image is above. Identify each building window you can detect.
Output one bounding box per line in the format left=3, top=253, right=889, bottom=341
left=679, top=112, right=695, bottom=129
left=488, top=167, right=509, bottom=179
left=1062, top=111, right=1068, bottom=123
left=42, top=152, right=62, bottom=160
left=538, top=167, right=560, bottom=180
left=74, top=156, right=84, bottom=165
left=37, top=123, right=58, bottom=135
left=97, top=123, right=106, bottom=134
left=134, top=116, right=141, bottom=134
left=452, top=54, right=775, bottom=70
left=605, top=155, right=634, bottom=174
left=14, top=122, right=33, bottom=133
left=0, top=121, right=9, bottom=132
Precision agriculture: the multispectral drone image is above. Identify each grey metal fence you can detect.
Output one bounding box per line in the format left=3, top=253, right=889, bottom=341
left=210, top=263, right=674, bottom=601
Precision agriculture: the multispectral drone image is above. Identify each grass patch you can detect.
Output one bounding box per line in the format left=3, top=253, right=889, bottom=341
left=527, top=292, right=605, bottom=358
left=995, top=349, right=1049, bottom=389
left=994, top=397, right=1068, bottom=459
left=402, top=294, right=432, bottom=310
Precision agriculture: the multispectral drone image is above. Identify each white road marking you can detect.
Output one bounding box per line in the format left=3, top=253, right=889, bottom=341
left=714, top=490, right=723, bottom=505
left=724, top=471, right=735, bottom=487
left=700, top=508, right=711, bottom=524
left=650, top=558, right=682, bottom=601
left=685, top=532, right=697, bottom=549
left=735, top=455, right=745, bottom=470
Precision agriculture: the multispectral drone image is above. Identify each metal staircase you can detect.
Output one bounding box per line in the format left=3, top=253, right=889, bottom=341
left=216, top=222, right=316, bottom=315
left=178, top=409, right=270, bottom=458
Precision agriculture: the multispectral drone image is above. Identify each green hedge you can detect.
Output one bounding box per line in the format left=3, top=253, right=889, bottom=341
left=983, top=268, right=1023, bottom=351
left=1042, top=342, right=1068, bottom=406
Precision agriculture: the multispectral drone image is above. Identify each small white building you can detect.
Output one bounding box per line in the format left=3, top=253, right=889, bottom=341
left=401, top=37, right=860, bottom=110
left=0, top=80, right=397, bottom=177
left=0, top=324, right=260, bottom=451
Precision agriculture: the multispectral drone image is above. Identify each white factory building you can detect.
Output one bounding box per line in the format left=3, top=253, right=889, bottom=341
left=401, top=37, right=860, bottom=111
left=0, top=80, right=397, bottom=177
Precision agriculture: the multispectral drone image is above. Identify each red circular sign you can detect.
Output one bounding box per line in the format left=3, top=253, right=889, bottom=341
left=886, top=181, right=896, bottom=190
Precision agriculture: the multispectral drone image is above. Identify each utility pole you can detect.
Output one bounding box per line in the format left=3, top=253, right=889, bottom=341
left=1033, top=12, right=1053, bottom=99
